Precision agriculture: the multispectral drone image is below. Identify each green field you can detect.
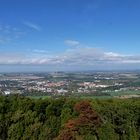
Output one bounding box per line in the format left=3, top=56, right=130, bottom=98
left=109, top=90, right=140, bottom=96
left=26, top=90, right=140, bottom=100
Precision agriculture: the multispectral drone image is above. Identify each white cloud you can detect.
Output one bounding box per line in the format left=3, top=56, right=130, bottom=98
left=0, top=24, right=25, bottom=45
left=64, top=40, right=80, bottom=47
left=0, top=47, right=140, bottom=69
left=23, top=21, right=41, bottom=31
left=32, top=49, right=49, bottom=54
left=0, top=53, right=25, bottom=64
left=105, top=52, right=124, bottom=57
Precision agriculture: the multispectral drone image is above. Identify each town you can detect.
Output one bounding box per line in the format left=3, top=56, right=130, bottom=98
left=0, top=71, right=140, bottom=99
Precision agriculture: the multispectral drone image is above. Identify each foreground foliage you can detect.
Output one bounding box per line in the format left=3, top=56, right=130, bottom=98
left=0, top=95, right=139, bottom=140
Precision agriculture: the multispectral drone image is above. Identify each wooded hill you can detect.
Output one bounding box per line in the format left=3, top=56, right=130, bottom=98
left=0, top=95, right=139, bottom=140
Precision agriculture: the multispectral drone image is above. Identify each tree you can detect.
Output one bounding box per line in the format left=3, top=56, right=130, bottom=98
left=57, top=100, right=103, bottom=140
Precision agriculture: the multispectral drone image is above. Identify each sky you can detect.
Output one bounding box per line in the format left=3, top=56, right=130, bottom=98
left=0, top=0, right=140, bottom=72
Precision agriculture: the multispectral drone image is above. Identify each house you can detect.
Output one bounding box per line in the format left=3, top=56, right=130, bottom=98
left=4, top=91, right=11, bottom=95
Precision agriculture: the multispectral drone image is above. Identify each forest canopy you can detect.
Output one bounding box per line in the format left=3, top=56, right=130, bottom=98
left=0, top=95, right=139, bottom=140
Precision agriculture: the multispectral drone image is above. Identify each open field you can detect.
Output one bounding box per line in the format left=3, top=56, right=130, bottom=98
left=109, top=90, right=140, bottom=96
left=27, top=91, right=140, bottom=100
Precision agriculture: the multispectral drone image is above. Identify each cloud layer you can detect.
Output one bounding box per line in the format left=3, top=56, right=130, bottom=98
left=0, top=47, right=140, bottom=70
left=0, top=37, right=140, bottom=70
left=64, top=40, right=80, bottom=47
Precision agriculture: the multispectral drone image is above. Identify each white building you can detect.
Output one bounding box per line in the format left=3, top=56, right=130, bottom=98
left=4, top=91, right=11, bottom=95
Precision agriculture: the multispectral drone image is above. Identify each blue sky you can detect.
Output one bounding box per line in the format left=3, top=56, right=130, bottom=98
left=0, top=0, right=140, bottom=71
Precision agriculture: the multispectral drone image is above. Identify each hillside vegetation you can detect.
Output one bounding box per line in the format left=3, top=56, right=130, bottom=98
left=0, top=95, right=139, bottom=140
